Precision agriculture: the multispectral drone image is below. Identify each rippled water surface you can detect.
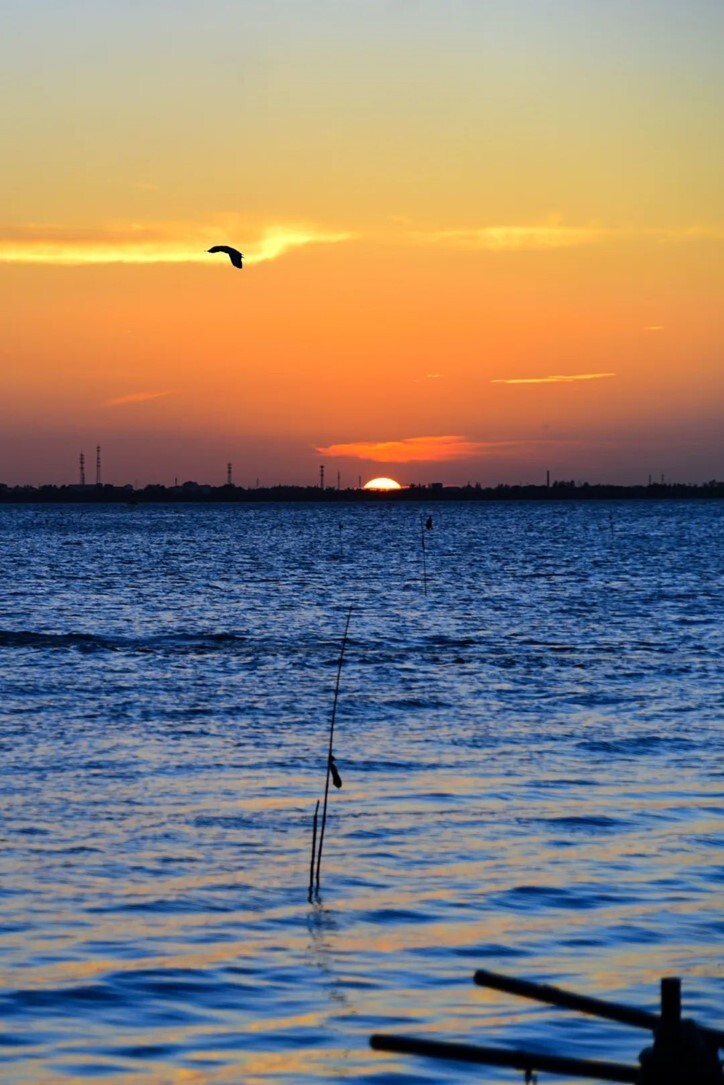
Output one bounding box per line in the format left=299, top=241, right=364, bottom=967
left=1, top=500, right=722, bottom=1083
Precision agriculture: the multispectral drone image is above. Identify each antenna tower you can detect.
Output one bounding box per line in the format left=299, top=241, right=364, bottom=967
left=95, top=445, right=102, bottom=486
left=79, top=451, right=86, bottom=486
left=227, top=462, right=233, bottom=486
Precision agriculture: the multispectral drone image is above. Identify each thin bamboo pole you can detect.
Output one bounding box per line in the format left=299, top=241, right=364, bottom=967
left=314, top=606, right=353, bottom=895
left=307, top=799, right=320, bottom=902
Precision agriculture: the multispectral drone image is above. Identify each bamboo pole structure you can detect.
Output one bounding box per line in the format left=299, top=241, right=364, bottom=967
left=307, top=800, right=320, bottom=903
left=371, top=971, right=724, bottom=1084
left=312, top=606, right=353, bottom=897
left=370, top=1034, right=638, bottom=1083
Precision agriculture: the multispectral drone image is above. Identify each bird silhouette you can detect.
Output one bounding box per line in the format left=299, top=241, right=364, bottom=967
left=207, top=245, right=244, bottom=269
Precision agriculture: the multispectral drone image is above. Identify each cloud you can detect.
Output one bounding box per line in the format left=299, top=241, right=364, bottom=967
left=317, top=435, right=500, bottom=463
left=408, top=220, right=724, bottom=252
left=413, top=223, right=606, bottom=251
left=0, top=219, right=354, bottom=266
left=2, top=216, right=721, bottom=265
left=492, top=372, right=617, bottom=385
left=251, top=226, right=353, bottom=263
left=102, top=391, right=173, bottom=407
left=644, top=325, right=665, bottom=332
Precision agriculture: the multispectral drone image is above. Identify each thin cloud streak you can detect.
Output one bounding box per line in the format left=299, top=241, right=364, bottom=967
left=102, top=391, right=174, bottom=407
left=317, top=435, right=518, bottom=463
left=492, top=372, right=617, bottom=385
left=2, top=218, right=721, bottom=263
left=0, top=220, right=354, bottom=266
left=252, top=227, right=353, bottom=263
left=408, top=222, right=724, bottom=251
left=412, top=224, right=606, bottom=251
left=413, top=372, right=443, bottom=383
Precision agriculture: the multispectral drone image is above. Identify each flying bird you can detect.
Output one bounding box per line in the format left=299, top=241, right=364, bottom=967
left=207, top=245, right=244, bottom=269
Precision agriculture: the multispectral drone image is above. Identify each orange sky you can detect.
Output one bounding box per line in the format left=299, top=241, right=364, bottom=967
left=1, top=1, right=722, bottom=485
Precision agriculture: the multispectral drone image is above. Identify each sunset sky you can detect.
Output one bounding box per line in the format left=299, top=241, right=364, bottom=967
left=2, top=0, right=722, bottom=486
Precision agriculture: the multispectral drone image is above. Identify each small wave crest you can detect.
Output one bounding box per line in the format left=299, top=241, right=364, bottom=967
left=0, top=629, right=247, bottom=655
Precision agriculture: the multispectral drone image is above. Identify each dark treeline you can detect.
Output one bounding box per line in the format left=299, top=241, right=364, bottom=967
left=1, top=480, right=722, bottom=503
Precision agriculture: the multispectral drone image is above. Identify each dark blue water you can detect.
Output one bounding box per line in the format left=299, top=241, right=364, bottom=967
left=1, top=501, right=722, bottom=1083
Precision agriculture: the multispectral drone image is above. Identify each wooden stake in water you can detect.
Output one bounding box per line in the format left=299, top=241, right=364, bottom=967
left=307, top=800, right=320, bottom=903
left=313, top=606, right=353, bottom=897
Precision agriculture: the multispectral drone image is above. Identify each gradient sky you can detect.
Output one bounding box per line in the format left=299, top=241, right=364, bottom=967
left=2, top=0, right=722, bottom=486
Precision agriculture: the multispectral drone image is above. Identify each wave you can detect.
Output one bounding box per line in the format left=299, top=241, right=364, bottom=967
left=0, top=629, right=247, bottom=654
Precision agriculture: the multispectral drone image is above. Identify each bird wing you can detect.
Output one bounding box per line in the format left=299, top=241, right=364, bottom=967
left=207, top=245, right=243, bottom=268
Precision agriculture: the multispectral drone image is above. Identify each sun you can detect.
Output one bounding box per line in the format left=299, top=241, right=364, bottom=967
left=362, top=477, right=402, bottom=491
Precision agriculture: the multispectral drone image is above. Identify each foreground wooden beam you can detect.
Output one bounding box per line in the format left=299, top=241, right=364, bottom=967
left=370, top=1033, right=639, bottom=1082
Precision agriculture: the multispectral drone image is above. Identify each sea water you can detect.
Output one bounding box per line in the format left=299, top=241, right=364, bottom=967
left=1, top=500, right=722, bottom=1083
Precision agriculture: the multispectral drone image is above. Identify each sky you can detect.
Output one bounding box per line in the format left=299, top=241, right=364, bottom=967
left=1, top=0, right=722, bottom=487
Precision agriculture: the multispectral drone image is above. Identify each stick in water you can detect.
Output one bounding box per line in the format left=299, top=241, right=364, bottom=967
left=308, top=799, right=320, bottom=903
left=314, top=606, right=353, bottom=895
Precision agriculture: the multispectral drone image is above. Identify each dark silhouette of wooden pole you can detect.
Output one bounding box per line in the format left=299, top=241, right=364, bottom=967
left=474, top=969, right=658, bottom=1030
left=372, top=971, right=724, bottom=1083
left=307, top=800, right=320, bottom=903
left=314, top=606, right=353, bottom=895
left=370, top=1035, right=638, bottom=1082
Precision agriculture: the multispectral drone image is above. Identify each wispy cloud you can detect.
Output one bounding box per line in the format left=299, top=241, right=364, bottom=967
left=317, top=435, right=503, bottom=463
left=251, top=226, right=353, bottom=263
left=492, top=372, right=617, bottom=385
left=408, top=220, right=724, bottom=252
left=413, top=223, right=606, bottom=251
left=102, top=391, right=174, bottom=407
left=3, top=216, right=721, bottom=265
left=0, top=219, right=354, bottom=266
left=644, top=325, right=665, bottom=332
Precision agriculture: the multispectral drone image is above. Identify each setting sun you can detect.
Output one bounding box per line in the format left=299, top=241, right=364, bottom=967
left=362, top=477, right=402, bottom=491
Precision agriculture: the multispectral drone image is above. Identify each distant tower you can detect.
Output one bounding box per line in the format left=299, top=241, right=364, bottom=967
left=320, top=464, right=325, bottom=490
left=95, top=445, right=102, bottom=486
left=337, top=471, right=340, bottom=491
left=227, top=462, right=233, bottom=486
left=79, top=451, right=86, bottom=486
left=546, top=469, right=550, bottom=488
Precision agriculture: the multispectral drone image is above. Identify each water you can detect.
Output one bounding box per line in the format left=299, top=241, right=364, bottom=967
left=1, top=500, right=722, bottom=1083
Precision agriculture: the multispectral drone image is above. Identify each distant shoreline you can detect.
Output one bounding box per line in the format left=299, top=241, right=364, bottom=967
left=1, top=481, right=722, bottom=504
